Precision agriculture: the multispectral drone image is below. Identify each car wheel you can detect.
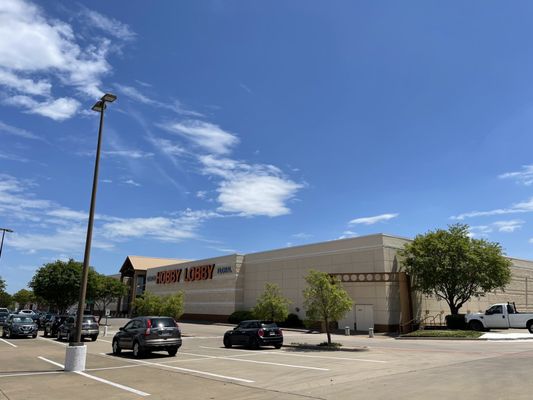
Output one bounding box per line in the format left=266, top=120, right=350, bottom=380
left=91, top=335, right=98, bottom=341
left=274, top=344, right=282, bottom=349
left=57, top=330, right=62, bottom=341
left=1, top=329, right=5, bottom=338
left=5, top=329, right=11, bottom=339
left=167, top=347, right=178, bottom=357
left=249, top=336, right=260, bottom=350
left=223, top=337, right=232, bottom=348
left=32, top=333, right=37, bottom=339
left=43, top=328, right=48, bottom=338
left=112, top=340, right=122, bottom=355
left=469, top=320, right=484, bottom=332
left=527, top=321, right=533, bottom=334
left=133, top=342, right=144, bottom=358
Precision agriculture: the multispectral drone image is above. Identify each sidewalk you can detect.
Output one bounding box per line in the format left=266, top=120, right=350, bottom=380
left=480, top=332, right=533, bottom=340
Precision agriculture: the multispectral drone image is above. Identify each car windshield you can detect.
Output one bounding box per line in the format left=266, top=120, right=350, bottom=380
left=13, top=317, right=33, bottom=323
left=83, top=317, right=96, bottom=323
left=150, top=318, right=176, bottom=328
left=0, top=311, right=8, bottom=316
left=261, top=322, right=278, bottom=329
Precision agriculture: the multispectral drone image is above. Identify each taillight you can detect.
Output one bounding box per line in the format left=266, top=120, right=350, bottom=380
left=258, top=328, right=264, bottom=337
left=145, top=319, right=152, bottom=336
left=276, top=329, right=283, bottom=336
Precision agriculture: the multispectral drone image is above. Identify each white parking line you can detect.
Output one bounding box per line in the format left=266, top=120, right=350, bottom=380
left=38, top=357, right=150, bottom=397
left=0, top=338, right=17, bottom=348
left=98, top=353, right=254, bottom=383
left=163, top=351, right=328, bottom=371
left=199, top=346, right=388, bottom=363
left=38, top=336, right=66, bottom=346
left=0, top=371, right=64, bottom=378
left=97, top=339, right=112, bottom=343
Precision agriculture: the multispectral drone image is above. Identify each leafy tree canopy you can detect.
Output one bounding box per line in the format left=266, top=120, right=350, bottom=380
left=398, top=224, right=512, bottom=315
left=0, top=291, right=13, bottom=308
left=303, top=270, right=352, bottom=344
left=29, top=259, right=98, bottom=313
left=93, top=274, right=128, bottom=320
left=12, top=289, right=35, bottom=308
left=253, top=283, right=291, bottom=322
left=0, top=276, right=6, bottom=293
left=134, top=291, right=184, bottom=320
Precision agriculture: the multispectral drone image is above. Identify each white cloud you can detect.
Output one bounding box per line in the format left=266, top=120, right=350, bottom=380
left=147, top=136, right=186, bottom=158
left=81, top=8, right=135, bottom=41
left=452, top=197, right=533, bottom=220
left=217, top=174, right=302, bottom=217
left=5, top=95, right=80, bottom=120
left=499, top=165, right=533, bottom=186
left=46, top=208, right=87, bottom=221
left=0, top=0, right=132, bottom=119
left=196, top=191, right=207, bottom=199
left=349, top=213, right=399, bottom=225
left=529, top=238, right=533, bottom=244
left=115, top=84, right=203, bottom=117
left=493, top=219, right=524, bottom=233
left=0, top=120, right=39, bottom=139
left=0, top=68, right=51, bottom=95
left=103, top=150, right=154, bottom=159
left=292, top=232, right=312, bottom=239
left=124, top=179, right=141, bottom=187
left=159, top=120, right=239, bottom=155
left=0, top=152, right=29, bottom=162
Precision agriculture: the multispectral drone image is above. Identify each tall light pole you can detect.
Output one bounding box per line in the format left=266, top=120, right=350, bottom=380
left=0, top=228, right=13, bottom=261
left=65, top=93, right=116, bottom=372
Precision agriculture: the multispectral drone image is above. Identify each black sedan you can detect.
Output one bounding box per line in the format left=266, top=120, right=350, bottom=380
left=223, top=320, right=283, bottom=349
left=43, top=315, right=68, bottom=337
left=2, top=315, right=38, bottom=338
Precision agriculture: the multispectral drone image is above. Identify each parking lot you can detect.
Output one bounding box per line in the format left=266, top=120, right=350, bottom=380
left=1, top=321, right=533, bottom=400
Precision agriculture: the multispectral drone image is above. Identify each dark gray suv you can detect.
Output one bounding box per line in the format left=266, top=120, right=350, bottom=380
left=57, top=315, right=99, bottom=342
left=2, top=315, right=38, bottom=338
left=112, top=316, right=182, bottom=358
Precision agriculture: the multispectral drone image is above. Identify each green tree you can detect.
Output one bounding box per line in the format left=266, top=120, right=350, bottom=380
left=134, top=291, right=185, bottom=320
left=303, top=270, right=352, bottom=345
left=253, top=283, right=291, bottom=322
left=398, top=224, right=512, bottom=315
left=0, top=276, right=6, bottom=292
left=12, top=289, right=35, bottom=309
left=160, top=292, right=185, bottom=320
left=29, top=259, right=99, bottom=313
left=133, top=291, right=163, bottom=316
left=0, top=291, right=13, bottom=308
left=93, top=274, right=129, bottom=322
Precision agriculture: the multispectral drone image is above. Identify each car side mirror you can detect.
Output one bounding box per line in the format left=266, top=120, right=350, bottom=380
left=119, top=327, right=125, bottom=331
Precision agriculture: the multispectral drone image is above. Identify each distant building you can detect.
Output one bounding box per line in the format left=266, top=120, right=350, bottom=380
left=116, top=234, right=533, bottom=332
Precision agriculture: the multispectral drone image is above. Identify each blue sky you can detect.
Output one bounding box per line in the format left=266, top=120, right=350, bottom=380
left=1, top=0, right=532, bottom=293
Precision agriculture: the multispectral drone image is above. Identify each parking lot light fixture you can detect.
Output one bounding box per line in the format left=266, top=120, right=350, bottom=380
left=65, top=93, right=116, bottom=372
left=0, top=228, right=13, bottom=261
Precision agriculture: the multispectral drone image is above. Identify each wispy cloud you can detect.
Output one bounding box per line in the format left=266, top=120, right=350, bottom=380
left=468, top=220, right=524, bottom=237
left=529, top=238, right=533, bottom=244
left=452, top=198, right=533, bottom=220
left=292, top=232, right=312, bottom=239
left=103, top=150, right=154, bottom=159
left=115, top=84, right=203, bottom=117
left=0, top=121, right=40, bottom=140
left=349, top=213, right=399, bottom=225
left=0, top=152, right=29, bottom=162
left=159, top=120, right=239, bottom=155
left=499, top=164, right=533, bottom=186
left=4, top=95, right=80, bottom=121
left=123, top=179, right=141, bottom=187
left=81, top=8, right=136, bottom=41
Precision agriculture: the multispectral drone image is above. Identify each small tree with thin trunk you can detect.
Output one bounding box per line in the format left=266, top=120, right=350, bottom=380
left=253, top=283, right=291, bottom=322
left=303, top=270, right=352, bottom=345
left=93, top=274, right=129, bottom=322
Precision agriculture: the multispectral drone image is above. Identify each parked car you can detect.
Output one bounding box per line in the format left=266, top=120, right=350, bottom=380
left=223, top=320, right=283, bottom=349
left=2, top=315, right=38, bottom=338
left=43, top=315, right=67, bottom=337
left=39, top=313, right=54, bottom=329
left=0, top=309, right=9, bottom=326
left=112, top=316, right=182, bottom=358
left=57, top=315, right=99, bottom=342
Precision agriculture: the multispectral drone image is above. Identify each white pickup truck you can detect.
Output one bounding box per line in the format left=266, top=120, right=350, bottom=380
left=465, top=303, right=533, bottom=333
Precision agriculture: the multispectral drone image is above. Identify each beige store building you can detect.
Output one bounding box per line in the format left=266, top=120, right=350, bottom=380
left=118, top=234, right=533, bottom=332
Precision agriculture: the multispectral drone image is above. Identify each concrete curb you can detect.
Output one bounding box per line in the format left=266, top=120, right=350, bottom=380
left=283, top=343, right=369, bottom=352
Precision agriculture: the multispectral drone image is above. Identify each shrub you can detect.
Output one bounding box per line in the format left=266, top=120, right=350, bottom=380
left=279, top=313, right=304, bottom=328
left=228, top=310, right=255, bottom=324
left=445, top=314, right=467, bottom=330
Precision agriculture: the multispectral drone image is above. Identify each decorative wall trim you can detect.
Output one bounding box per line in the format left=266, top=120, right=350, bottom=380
left=330, top=272, right=400, bottom=283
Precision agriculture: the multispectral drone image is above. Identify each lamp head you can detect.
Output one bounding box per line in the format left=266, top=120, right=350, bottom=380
left=91, top=100, right=105, bottom=112
left=101, top=93, right=117, bottom=103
